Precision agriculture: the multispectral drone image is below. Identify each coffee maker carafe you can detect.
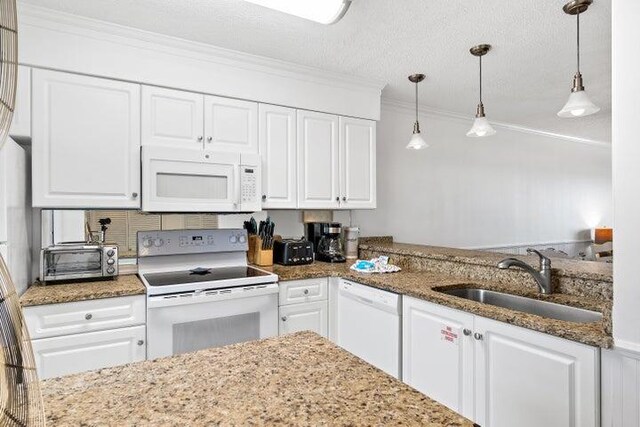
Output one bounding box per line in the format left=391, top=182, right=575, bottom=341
left=307, top=222, right=346, bottom=263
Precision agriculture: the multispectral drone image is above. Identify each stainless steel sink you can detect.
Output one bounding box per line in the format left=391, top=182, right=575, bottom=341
left=439, top=288, right=602, bottom=323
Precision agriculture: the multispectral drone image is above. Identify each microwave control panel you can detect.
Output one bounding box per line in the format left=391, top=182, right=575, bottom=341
left=239, top=155, right=261, bottom=212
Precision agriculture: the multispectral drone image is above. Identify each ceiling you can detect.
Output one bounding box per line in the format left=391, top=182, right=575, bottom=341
left=20, top=0, right=612, bottom=143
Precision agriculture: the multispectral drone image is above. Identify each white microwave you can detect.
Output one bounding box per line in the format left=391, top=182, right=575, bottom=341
left=142, top=146, right=261, bottom=213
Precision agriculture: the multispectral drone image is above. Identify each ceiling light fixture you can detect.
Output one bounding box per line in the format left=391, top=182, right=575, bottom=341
left=558, top=0, right=600, bottom=118
left=467, top=44, right=496, bottom=138
left=242, top=0, right=352, bottom=25
left=406, top=74, right=428, bottom=150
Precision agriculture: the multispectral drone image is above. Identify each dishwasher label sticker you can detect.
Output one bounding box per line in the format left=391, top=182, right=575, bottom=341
left=441, top=326, right=459, bottom=344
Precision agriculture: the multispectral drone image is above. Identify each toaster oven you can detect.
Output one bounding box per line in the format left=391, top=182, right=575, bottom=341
left=40, top=243, right=119, bottom=283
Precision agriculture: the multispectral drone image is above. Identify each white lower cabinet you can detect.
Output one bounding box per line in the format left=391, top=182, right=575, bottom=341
left=279, top=301, right=328, bottom=337
left=403, top=296, right=600, bottom=427
left=31, top=325, right=146, bottom=380
left=24, top=295, right=147, bottom=379
left=278, top=278, right=328, bottom=337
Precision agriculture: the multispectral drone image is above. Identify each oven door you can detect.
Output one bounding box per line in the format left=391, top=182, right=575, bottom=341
left=41, top=248, right=104, bottom=282
left=142, top=146, right=240, bottom=212
left=146, top=284, right=278, bottom=359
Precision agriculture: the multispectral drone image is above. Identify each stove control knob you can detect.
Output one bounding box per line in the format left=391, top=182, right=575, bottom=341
left=238, top=235, right=246, bottom=243
left=229, top=235, right=238, bottom=244
left=153, top=238, right=164, bottom=247
left=143, top=238, right=153, bottom=248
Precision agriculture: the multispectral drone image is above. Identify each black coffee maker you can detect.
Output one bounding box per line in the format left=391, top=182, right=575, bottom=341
left=305, top=222, right=346, bottom=263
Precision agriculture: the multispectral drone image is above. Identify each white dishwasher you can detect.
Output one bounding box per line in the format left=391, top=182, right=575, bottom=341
left=336, top=279, right=401, bottom=378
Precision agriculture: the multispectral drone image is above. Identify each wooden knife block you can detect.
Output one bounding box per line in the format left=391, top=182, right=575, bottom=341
left=248, top=235, right=273, bottom=267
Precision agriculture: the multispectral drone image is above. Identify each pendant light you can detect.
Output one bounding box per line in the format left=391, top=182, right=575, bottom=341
left=557, top=0, right=600, bottom=118
left=406, top=74, right=428, bottom=150
left=467, top=44, right=496, bottom=137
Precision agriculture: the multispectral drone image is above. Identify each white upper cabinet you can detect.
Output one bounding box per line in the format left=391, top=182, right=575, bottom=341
left=403, top=297, right=475, bottom=420
left=297, top=110, right=340, bottom=209
left=258, top=104, right=296, bottom=209
left=204, top=95, right=258, bottom=154
left=474, top=316, right=600, bottom=427
left=141, top=86, right=204, bottom=149
left=9, top=66, right=31, bottom=139
left=32, top=69, right=141, bottom=208
left=339, top=117, right=376, bottom=209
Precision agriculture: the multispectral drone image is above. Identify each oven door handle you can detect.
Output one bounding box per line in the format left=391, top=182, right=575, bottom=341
left=147, top=283, right=279, bottom=308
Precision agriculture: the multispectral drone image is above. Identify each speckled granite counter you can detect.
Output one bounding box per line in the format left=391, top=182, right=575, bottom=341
left=41, top=332, right=474, bottom=427
left=270, top=263, right=613, bottom=348
left=20, top=275, right=145, bottom=307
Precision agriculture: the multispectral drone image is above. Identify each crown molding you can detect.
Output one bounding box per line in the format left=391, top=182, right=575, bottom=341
left=16, top=2, right=387, bottom=94
left=381, top=97, right=611, bottom=148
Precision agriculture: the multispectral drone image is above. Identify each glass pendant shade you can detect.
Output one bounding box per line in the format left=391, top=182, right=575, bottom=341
left=557, top=89, right=600, bottom=118
left=466, top=116, right=497, bottom=137
left=406, top=132, right=428, bottom=150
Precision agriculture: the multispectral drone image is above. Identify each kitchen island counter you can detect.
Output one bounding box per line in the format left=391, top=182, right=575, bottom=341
left=41, top=331, right=474, bottom=426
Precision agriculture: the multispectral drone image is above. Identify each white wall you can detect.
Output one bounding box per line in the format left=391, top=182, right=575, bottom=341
left=612, top=0, right=640, bottom=352
left=352, top=103, right=612, bottom=250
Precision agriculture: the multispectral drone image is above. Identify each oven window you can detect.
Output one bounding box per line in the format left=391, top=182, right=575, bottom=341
left=45, top=250, right=102, bottom=276
left=172, top=312, right=260, bottom=355
left=157, top=173, right=228, bottom=200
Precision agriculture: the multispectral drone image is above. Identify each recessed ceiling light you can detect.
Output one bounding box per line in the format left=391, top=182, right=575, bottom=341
left=242, top=0, right=352, bottom=25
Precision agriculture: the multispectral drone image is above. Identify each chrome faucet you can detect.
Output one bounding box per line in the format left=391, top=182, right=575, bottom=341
left=497, top=249, right=553, bottom=294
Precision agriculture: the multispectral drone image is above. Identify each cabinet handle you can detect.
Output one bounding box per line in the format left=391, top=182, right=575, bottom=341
left=463, top=328, right=472, bottom=336
left=342, top=196, right=347, bottom=202
left=336, top=197, right=340, bottom=202
left=281, top=316, right=288, bottom=322
left=197, top=136, right=203, bottom=142
left=137, top=340, right=145, bottom=346
left=207, top=136, right=213, bottom=143
left=132, top=192, right=138, bottom=199
left=303, top=289, right=309, bottom=295
left=473, top=332, right=483, bottom=341
left=85, top=313, right=92, bottom=320
left=262, top=195, right=267, bottom=201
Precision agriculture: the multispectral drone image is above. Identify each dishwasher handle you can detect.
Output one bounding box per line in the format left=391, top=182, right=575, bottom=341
left=339, top=281, right=400, bottom=314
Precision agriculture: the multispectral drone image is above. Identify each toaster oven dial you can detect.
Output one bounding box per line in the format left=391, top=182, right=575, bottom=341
left=107, top=267, right=116, bottom=275
left=107, top=249, right=115, bottom=257
left=107, top=258, right=115, bottom=265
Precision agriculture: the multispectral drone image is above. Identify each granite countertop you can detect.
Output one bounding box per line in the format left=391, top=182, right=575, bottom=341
left=359, top=241, right=613, bottom=283
left=41, top=331, right=474, bottom=427
left=270, top=263, right=613, bottom=348
left=20, top=275, right=145, bottom=307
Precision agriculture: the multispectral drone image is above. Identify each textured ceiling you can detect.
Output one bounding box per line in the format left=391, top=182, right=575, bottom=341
left=19, top=0, right=612, bottom=143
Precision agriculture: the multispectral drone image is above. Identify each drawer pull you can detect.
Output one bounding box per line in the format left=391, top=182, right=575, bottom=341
left=137, top=340, right=145, bottom=346
left=303, top=289, right=309, bottom=295
left=474, top=332, right=483, bottom=341
left=281, top=316, right=288, bottom=322
left=85, top=313, right=93, bottom=320
left=463, top=328, right=472, bottom=336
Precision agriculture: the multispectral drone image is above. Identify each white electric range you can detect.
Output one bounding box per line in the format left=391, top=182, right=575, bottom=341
left=137, top=228, right=278, bottom=359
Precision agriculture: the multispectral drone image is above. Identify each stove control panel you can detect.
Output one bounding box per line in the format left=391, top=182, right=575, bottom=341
left=137, top=229, right=249, bottom=257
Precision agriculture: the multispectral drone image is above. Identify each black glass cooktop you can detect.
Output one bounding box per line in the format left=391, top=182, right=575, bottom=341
left=143, top=266, right=271, bottom=287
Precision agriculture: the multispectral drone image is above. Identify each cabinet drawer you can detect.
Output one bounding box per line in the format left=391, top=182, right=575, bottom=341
left=279, top=278, right=328, bottom=306
left=31, top=325, right=146, bottom=379
left=24, top=295, right=146, bottom=339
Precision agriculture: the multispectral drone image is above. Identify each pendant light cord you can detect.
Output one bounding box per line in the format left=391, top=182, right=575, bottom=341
left=576, top=12, right=581, bottom=73
left=479, top=55, right=483, bottom=104
left=415, top=81, right=419, bottom=124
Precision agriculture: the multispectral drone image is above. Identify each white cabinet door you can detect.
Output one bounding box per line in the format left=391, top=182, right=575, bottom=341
left=474, top=316, right=600, bottom=427
left=339, top=117, right=376, bottom=209
left=402, top=296, right=475, bottom=419
left=142, top=86, right=204, bottom=149
left=32, top=70, right=141, bottom=208
left=279, top=301, right=328, bottom=337
left=204, top=95, right=258, bottom=153
left=9, top=66, right=31, bottom=138
left=258, top=104, right=297, bottom=208
left=31, top=325, right=146, bottom=379
left=297, top=111, right=340, bottom=209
